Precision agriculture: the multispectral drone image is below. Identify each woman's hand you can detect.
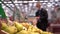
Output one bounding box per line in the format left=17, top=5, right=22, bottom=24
left=33, top=18, right=37, bottom=26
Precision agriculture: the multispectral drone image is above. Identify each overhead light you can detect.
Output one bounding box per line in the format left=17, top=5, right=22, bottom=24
left=33, top=0, right=35, bottom=1
left=18, top=1, right=22, bottom=3
left=6, top=4, right=9, bottom=6
left=23, top=1, right=28, bottom=3
left=25, top=7, right=27, bottom=10
left=10, top=4, right=14, bottom=7
left=55, top=0, right=58, bottom=2
left=8, top=1, right=11, bottom=3
left=48, top=3, right=51, bottom=4
left=0, top=2, right=1, bottom=3
left=34, top=3, right=36, bottom=6
left=43, top=3, right=46, bottom=4
left=4, top=2, right=7, bottom=3
left=10, top=4, right=13, bottom=5
left=40, top=1, right=44, bottom=2
left=47, top=4, right=52, bottom=7
left=2, top=6, right=5, bottom=8
left=44, top=1, right=48, bottom=2
left=47, top=3, right=52, bottom=7
left=14, top=0, right=17, bottom=3
left=29, top=3, right=32, bottom=6
left=50, top=0, right=54, bottom=2
left=15, top=4, right=18, bottom=6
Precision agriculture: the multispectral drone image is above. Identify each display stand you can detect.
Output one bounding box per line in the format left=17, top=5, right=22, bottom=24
left=49, top=24, right=60, bottom=34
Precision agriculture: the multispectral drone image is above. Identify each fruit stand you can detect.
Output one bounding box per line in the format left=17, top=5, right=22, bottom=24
left=1, top=21, right=53, bottom=34
left=48, top=24, right=60, bottom=34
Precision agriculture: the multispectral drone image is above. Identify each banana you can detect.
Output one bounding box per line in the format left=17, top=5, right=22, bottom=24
left=1, top=23, right=8, bottom=30
left=14, top=22, right=24, bottom=31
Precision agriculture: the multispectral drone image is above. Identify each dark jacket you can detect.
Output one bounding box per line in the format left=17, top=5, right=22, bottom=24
left=36, top=8, right=48, bottom=31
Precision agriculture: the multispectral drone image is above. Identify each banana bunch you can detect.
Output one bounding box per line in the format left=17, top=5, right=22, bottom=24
left=14, top=22, right=24, bottom=32
left=1, top=23, right=17, bottom=34
left=1, top=21, right=53, bottom=34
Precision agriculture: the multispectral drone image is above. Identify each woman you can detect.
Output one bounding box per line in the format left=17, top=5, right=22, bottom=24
left=35, top=2, right=48, bottom=31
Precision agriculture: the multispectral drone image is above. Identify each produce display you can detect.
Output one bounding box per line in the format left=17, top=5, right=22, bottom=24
left=1, top=21, right=53, bottom=34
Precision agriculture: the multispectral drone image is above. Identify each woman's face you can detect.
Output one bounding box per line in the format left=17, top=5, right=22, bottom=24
left=36, top=3, right=41, bottom=9
left=36, top=5, right=41, bottom=10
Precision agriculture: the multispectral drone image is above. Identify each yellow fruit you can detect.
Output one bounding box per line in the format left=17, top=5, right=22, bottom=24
left=14, top=22, right=24, bottom=31
left=16, top=30, right=29, bottom=34
left=32, top=27, right=39, bottom=32
left=28, top=25, right=43, bottom=33
left=21, top=23, right=30, bottom=29
left=1, top=23, right=8, bottom=30
left=28, top=25, right=33, bottom=31
left=31, top=27, right=43, bottom=34
left=30, top=32, right=39, bottom=34
left=3, top=26, right=17, bottom=34
left=8, top=26, right=17, bottom=34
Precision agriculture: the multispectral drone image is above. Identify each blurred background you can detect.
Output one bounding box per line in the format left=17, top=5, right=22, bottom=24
left=0, top=0, right=60, bottom=34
